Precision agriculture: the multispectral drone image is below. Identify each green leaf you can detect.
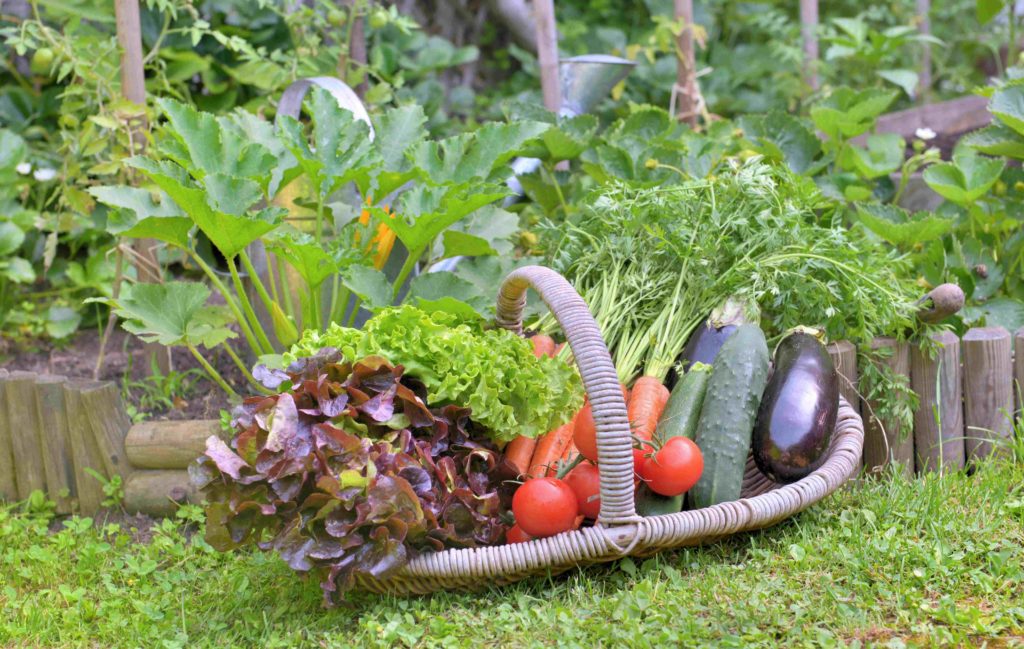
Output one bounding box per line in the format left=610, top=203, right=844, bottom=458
left=961, top=297, right=1024, bottom=331
left=1, top=257, right=34, bottom=283
left=990, top=84, right=1024, bottom=136
left=0, top=129, right=27, bottom=174
left=372, top=104, right=428, bottom=173
left=540, top=114, right=599, bottom=162
left=342, top=265, right=393, bottom=312
left=922, top=152, right=1004, bottom=205
left=841, top=134, right=905, bottom=179
left=739, top=112, right=821, bottom=174
left=410, top=120, right=549, bottom=185
left=89, top=186, right=192, bottom=249
left=963, top=123, right=1024, bottom=159
left=440, top=230, right=496, bottom=259
left=95, top=281, right=236, bottom=348
left=811, top=87, right=897, bottom=140
left=877, top=69, right=919, bottom=98
left=407, top=272, right=491, bottom=320
left=0, top=221, right=25, bottom=256
left=452, top=205, right=520, bottom=256
left=45, top=306, right=81, bottom=339
left=265, top=231, right=339, bottom=291
left=855, top=203, right=953, bottom=247
left=155, top=98, right=276, bottom=183
left=977, top=0, right=1005, bottom=24
left=277, top=86, right=380, bottom=198
left=127, top=157, right=284, bottom=258
left=388, top=185, right=506, bottom=253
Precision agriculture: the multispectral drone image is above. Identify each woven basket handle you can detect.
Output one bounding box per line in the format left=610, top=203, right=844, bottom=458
left=496, top=265, right=639, bottom=526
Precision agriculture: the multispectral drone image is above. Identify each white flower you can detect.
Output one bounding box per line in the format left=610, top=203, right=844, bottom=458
left=15, top=162, right=31, bottom=175
left=33, top=168, right=57, bottom=182
left=915, top=127, right=937, bottom=141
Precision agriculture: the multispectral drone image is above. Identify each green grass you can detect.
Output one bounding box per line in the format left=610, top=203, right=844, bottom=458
left=2, top=460, right=1023, bottom=648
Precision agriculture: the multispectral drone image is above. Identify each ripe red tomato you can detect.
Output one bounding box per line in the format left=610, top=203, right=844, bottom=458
left=638, top=437, right=704, bottom=497
left=506, top=524, right=533, bottom=544
left=632, top=447, right=647, bottom=477
left=564, top=462, right=601, bottom=519
left=512, top=477, right=579, bottom=537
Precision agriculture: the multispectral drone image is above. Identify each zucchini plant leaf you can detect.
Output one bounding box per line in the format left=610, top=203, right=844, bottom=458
left=127, top=157, right=284, bottom=258
left=341, top=265, right=393, bottom=312
left=92, top=281, right=236, bottom=348
left=89, top=186, right=192, bottom=249
left=386, top=185, right=506, bottom=253
left=440, top=230, right=496, bottom=259
left=277, top=86, right=380, bottom=198
left=407, top=271, right=491, bottom=320
left=539, top=114, right=599, bottom=162
left=922, top=152, right=1004, bottom=205
left=410, top=120, right=549, bottom=185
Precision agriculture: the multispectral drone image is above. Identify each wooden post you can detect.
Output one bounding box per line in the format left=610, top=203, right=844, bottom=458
left=0, top=369, right=17, bottom=501
left=4, top=371, right=46, bottom=499
left=963, top=327, right=1014, bottom=461
left=533, top=0, right=560, bottom=113
left=827, top=340, right=860, bottom=466
left=126, top=420, right=226, bottom=470
left=916, top=0, right=931, bottom=100
left=800, top=0, right=819, bottom=91
left=64, top=380, right=109, bottom=513
left=674, top=0, right=697, bottom=127
left=911, top=331, right=964, bottom=472
left=124, top=470, right=197, bottom=517
left=861, top=338, right=914, bottom=477
left=34, top=376, right=75, bottom=514
left=79, top=382, right=133, bottom=481
left=1014, top=327, right=1023, bottom=416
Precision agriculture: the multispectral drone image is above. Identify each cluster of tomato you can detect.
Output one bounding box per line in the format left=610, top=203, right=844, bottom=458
left=507, top=402, right=703, bottom=543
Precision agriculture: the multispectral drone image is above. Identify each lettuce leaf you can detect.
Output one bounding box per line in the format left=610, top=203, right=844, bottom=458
left=286, top=306, right=583, bottom=443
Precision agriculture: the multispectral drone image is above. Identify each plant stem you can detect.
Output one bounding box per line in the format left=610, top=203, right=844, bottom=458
left=187, top=344, right=239, bottom=400
left=239, top=249, right=283, bottom=334
left=94, top=244, right=125, bottom=380
left=189, top=250, right=262, bottom=357
left=222, top=342, right=272, bottom=395
left=391, top=246, right=422, bottom=301
left=226, top=255, right=274, bottom=355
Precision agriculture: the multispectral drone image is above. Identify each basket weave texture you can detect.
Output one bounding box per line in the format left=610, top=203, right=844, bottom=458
left=352, top=266, right=865, bottom=595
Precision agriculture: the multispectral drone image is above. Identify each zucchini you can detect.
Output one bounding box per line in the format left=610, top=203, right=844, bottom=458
left=689, top=324, right=770, bottom=509
left=654, top=362, right=712, bottom=443
left=635, top=483, right=683, bottom=517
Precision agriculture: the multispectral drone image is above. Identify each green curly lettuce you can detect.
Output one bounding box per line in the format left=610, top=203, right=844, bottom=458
left=286, top=306, right=583, bottom=443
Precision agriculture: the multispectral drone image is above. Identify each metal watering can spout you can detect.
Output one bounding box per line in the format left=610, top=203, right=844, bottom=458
left=505, top=54, right=636, bottom=200
left=558, top=54, right=636, bottom=117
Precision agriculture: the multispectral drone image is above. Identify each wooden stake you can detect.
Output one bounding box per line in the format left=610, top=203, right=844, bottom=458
left=533, top=0, right=560, bottom=113
left=911, top=331, right=964, bottom=473
left=34, top=375, right=76, bottom=514
left=0, top=369, right=17, bottom=501
left=916, top=0, right=932, bottom=100
left=64, top=380, right=109, bottom=514
left=861, top=338, right=913, bottom=477
left=79, top=382, right=133, bottom=481
left=126, top=420, right=226, bottom=470
left=674, top=0, right=697, bottom=126
left=124, top=470, right=197, bottom=517
left=800, top=0, right=819, bottom=91
left=1014, top=327, right=1023, bottom=417
left=963, top=327, right=1014, bottom=461
left=5, top=371, right=46, bottom=499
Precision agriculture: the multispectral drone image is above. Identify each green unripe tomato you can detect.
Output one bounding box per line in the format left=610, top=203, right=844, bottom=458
left=368, top=8, right=388, bottom=29
left=30, top=48, right=55, bottom=76
left=327, top=8, right=346, bottom=26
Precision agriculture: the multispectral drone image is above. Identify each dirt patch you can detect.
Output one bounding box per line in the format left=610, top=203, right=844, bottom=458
left=0, top=328, right=245, bottom=420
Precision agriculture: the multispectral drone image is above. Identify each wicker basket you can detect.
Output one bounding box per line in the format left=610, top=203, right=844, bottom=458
left=352, top=266, right=865, bottom=595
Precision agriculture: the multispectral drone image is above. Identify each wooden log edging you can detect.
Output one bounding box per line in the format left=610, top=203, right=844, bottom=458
left=861, top=337, right=914, bottom=477
left=963, top=327, right=1014, bottom=462
left=911, top=331, right=964, bottom=473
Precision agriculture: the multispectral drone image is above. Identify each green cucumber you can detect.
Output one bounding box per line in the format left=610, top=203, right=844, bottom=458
left=654, top=362, right=712, bottom=443
left=689, top=324, right=770, bottom=509
left=635, top=483, right=683, bottom=517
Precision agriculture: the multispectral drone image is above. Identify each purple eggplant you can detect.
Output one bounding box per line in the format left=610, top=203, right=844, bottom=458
left=752, top=327, right=838, bottom=484
left=678, top=297, right=759, bottom=373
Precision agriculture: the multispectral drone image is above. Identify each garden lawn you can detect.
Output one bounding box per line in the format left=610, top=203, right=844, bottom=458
left=2, top=460, right=1023, bottom=648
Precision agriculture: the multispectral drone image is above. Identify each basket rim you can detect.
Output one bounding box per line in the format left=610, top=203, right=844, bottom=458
left=383, top=395, right=863, bottom=585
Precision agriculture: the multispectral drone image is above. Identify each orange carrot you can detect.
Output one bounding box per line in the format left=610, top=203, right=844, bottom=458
left=528, top=415, right=577, bottom=479
left=530, top=334, right=556, bottom=358
left=551, top=439, right=580, bottom=475
left=504, top=436, right=537, bottom=478
left=573, top=384, right=630, bottom=462
left=628, top=376, right=670, bottom=445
